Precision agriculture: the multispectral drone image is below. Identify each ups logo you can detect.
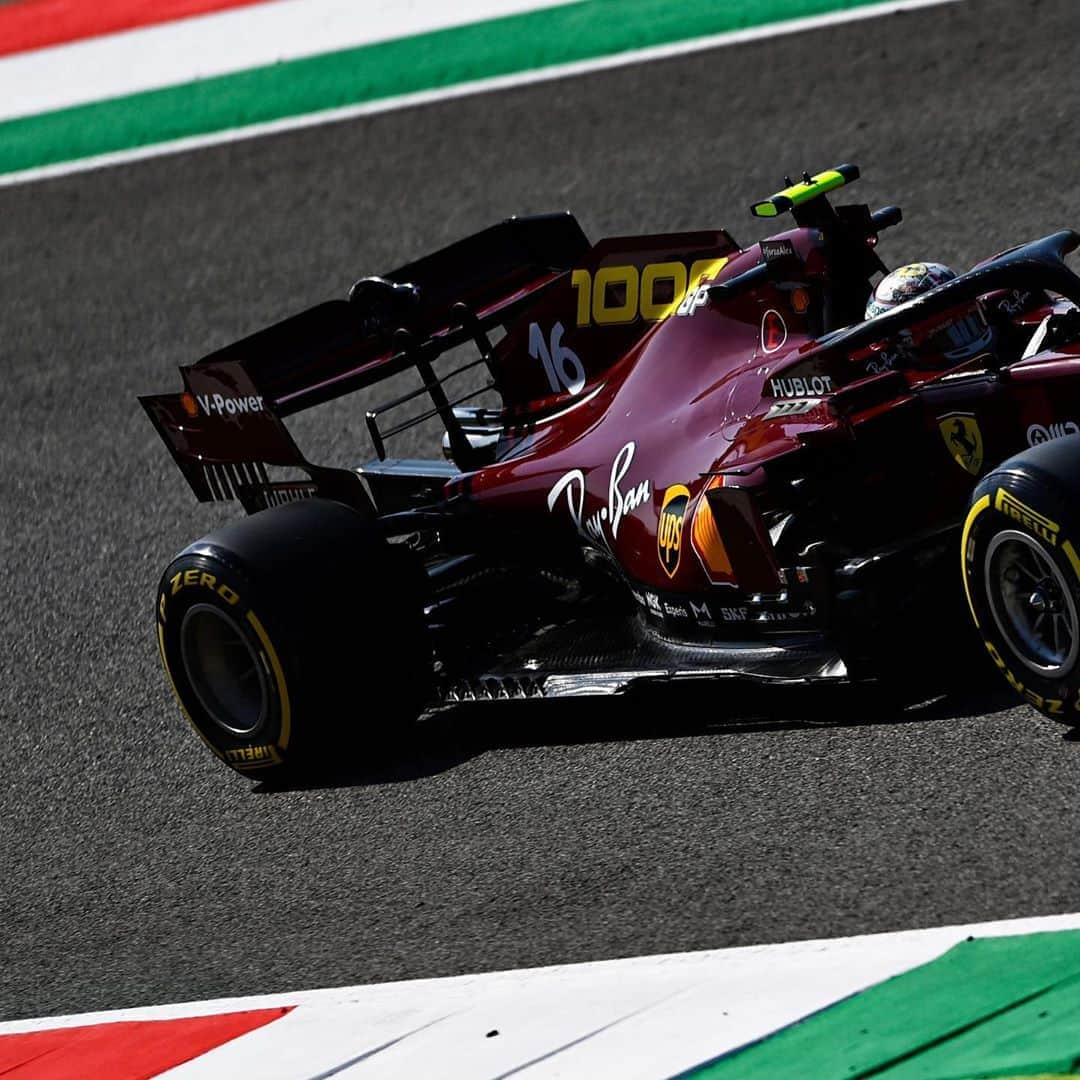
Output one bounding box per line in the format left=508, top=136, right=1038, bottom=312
left=658, top=485, right=691, bottom=578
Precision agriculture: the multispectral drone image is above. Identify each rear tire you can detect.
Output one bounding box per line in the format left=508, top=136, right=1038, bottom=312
left=155, top=498, right=431, bottom=779
left=962, top=435, right=1080, bottom=725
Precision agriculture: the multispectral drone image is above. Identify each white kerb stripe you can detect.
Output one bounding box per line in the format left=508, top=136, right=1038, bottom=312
left=0, top=0, right=577, bottom=124
left=157, top=913, right=1080, bottom=1078
left=0, top=0, right=965, bottom=189
left=2, top=911, right=1076, bottom=1080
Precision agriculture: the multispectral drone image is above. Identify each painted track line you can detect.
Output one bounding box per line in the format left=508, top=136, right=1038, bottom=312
left=0, top=0, right=963, bottom=190
left=0, top=0, right=575, bottom=123
left=0, top=0, right=270, bottom=58
left=3, top=913, right=1079, bottom=1079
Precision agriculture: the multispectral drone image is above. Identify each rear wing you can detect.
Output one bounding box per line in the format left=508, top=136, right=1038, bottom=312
left=140, top=213, right=590, bottom=509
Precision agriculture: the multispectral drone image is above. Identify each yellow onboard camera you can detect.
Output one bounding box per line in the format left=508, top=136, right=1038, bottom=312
left=750, top=164, right=860, bottom=218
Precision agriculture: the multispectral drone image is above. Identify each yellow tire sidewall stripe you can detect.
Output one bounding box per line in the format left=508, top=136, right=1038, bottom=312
left=157, top=619, right=225, bottom=761
left=961, top=494, right=992, bottom=629
left=245, top=609, right=292, bottom=752
left=1063, top=539, right=1080, bottom=586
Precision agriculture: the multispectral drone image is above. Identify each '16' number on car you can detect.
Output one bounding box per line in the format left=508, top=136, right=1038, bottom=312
left=529, top=321, right=585, bottom=396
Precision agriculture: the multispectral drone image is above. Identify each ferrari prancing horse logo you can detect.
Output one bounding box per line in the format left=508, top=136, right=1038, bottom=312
left=939, top=413, right=984, bottom=476
left=658, top=485, right=691, bottom=578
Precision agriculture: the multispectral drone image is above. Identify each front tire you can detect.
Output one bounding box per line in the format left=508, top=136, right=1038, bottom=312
left=156, top=498, right=431, bottom=779
left=962, top=435, right=1080, bottom=725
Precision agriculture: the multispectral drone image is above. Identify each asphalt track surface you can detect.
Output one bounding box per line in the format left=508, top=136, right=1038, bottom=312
left=3, top=0, right=1080, bottom=1023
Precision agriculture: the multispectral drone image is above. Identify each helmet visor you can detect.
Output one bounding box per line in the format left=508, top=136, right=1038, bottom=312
left=930, top=311, right=993, bottom=360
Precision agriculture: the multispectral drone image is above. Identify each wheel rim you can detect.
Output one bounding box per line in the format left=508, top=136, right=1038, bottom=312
left=179, top=604, right=269, bottom=736
left=984, top=529, right=1079, bottom=678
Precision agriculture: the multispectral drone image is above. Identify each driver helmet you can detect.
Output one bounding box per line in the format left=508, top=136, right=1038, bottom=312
left=865, top=262, right=993, bottom=362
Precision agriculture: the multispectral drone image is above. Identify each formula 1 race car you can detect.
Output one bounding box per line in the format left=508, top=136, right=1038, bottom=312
left=142, top=165, right=1080, bottom=778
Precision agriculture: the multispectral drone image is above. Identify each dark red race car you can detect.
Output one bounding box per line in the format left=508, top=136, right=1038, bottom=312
left=142, top=165, right=1080, bottom=778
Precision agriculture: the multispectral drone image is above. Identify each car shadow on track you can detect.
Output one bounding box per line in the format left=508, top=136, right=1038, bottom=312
left=253, top=676, right=1030, bottom=793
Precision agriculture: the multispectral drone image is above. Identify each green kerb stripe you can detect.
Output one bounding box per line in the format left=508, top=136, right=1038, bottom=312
left=1, top=0, right=903, bottom=175
left=680, top=930, right=1080, bottom=1079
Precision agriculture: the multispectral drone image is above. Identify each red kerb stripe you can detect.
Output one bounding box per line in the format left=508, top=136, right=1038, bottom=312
left=0, top=0, right=274, bottom=58
left=0, top=1007, right=291, bottom=1078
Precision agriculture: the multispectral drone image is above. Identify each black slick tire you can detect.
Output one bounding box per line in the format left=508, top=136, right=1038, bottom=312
left=155, top=498, right=431, bottom=779
left=962, top=434, right=1080, bottom=725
